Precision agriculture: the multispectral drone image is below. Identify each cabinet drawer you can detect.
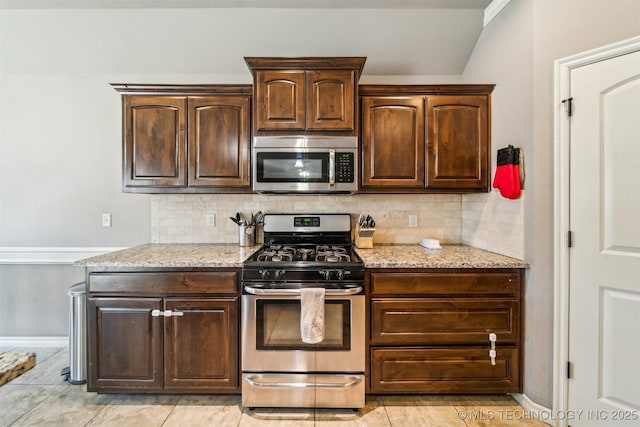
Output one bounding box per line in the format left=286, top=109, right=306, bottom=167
left=371, top=299, right=519, bottom=345
left=371, top=347, right=520, bottom=393
left=370, top=272, right=519, bottom=296
left=89, top=272, right=238, bottom=295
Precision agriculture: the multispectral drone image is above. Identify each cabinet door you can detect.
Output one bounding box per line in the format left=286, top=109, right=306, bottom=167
left=426, top=95, right=489, bottom=190
left=361, top=96, right=425, bottom=188
left=87, top=297, right=163, bottom=392
left=371, top=347, right=520, bottom=393
left=164, top=298, right=238, bottom=391
left=255, top=70, right=305, bottom=131
left=123, top=96, right=187, bottom=188
left=188, top=96, right=251, bottom=188
left=305, top=70, right=355, bottom=131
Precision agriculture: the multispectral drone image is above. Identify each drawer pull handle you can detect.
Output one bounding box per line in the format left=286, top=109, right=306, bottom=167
left=489, top=333, right=497, bottom=365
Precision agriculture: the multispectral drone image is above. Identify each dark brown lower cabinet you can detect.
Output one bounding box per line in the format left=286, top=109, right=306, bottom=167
left=86, top=270, right=240, bottom=394
left=164, top=298, right=237, bottom=390
left=88, top=297, right=163, bottom=391
left=371, top=347, right=520, bottom=393
left=368, top=269, right=523, bottom=394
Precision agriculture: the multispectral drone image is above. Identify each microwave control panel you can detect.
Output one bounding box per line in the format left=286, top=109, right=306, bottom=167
left=336, top=152, right=355, bottom=183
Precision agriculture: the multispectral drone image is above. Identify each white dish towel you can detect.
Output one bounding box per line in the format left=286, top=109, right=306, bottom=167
left=300, top=288, right=325, bottom=344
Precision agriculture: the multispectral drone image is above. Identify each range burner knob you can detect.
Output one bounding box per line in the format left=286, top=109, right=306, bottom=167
left=274, top=270, right=286, bottom=279
left=258, top=269, right=270, bottom=280
left=336, top=270, right=345, bottom=280
left=319, top=270, right=331, bottom=280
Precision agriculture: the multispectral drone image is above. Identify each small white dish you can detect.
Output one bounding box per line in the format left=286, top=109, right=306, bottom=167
left=419, top=238, right=442, bottom=249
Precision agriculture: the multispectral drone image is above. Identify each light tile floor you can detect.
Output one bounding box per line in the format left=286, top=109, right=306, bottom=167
left=0, top=347, right=550, bottom=427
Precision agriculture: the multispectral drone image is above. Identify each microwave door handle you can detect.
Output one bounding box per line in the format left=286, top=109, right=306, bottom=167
left=329, top=149, right=335, bottom=186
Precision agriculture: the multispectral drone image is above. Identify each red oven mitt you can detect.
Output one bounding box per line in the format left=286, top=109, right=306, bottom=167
left=493, top=145, right=521, bottom=199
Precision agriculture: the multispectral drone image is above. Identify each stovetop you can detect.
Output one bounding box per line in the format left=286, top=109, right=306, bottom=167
left=242, top=214, right=364, bottom=283
left=248, top=244, right=359, bottom=264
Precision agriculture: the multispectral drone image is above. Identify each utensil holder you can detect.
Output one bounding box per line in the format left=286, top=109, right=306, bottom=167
left=355, top=223, right=375, bottom=249
left=238, top=224, right=256, bottom=247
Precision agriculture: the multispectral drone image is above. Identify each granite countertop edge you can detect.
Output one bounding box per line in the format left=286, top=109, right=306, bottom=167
left=354, top=244, right=529, bottom=269
left=73, top=243, right=262, bottom=268
left=75, top=243, right=528, bottom=269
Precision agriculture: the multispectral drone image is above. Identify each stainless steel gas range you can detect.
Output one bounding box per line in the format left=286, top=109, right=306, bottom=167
left=241, top=213, right=365, bottom=410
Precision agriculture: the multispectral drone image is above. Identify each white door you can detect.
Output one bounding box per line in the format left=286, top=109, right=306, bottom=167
left=568, top=50, right=640, bottom=425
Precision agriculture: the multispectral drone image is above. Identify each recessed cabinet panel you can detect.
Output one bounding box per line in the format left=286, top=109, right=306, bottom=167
left=89, top=271, right=238, bottom=295
left=370, top=272, right=519, bottom=297
left=306, top=70, right=355, bottom=130
left=256, top=70, right=305, bottom=130
left=165, top=298, right=238, bottom=390
left=426, top=96, right=489, bottom=190
left=371, top=299, right=519, bottom=345
left=361, top=97, right=425, bottom=188
left=124, top=96, right=187, bottom=188
left=188, top=96, right=250, bottom=187
left=88, top=297, right=163, bottom=391
left=371, top=347, right=520, bottom=393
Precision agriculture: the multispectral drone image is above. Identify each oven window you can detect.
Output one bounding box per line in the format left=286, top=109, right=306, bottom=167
left=257, top=152, right=328, bottom=183
left=256, top=300, right=350, bottom=350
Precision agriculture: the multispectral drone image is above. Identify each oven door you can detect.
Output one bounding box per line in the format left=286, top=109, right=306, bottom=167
left=252, top=148, right=357, bottom=193
left=241, top=287, right=365, bottom=373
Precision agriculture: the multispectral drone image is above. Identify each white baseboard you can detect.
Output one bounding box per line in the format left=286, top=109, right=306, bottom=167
left=0, top=336, right=68, bottom=347
left=511, top=393, right=554, bottom=425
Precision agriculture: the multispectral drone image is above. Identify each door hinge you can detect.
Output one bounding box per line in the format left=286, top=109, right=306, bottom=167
left=567, top=361, right=573, bottom=379
left=567, top=230, right=573, bottom=248
left=562, top=97, right=574, bottom=117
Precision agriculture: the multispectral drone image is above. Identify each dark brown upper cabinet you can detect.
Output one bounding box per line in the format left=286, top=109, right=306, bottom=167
left=113, top=84, right=252, bottom=194
left=123, top=95, right=187, bottom=188
left=361, top=96, right=425, bottom=189
left=245, top=57, right=366, bottom=136
left=359, top=85, right=494, bottom=193
left=426, top=95, right=489, bottom=190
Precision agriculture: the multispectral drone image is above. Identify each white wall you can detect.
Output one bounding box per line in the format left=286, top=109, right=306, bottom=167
left=462, top=0, right=640, bottom=410
left=0, top=7, right=465, bottom=337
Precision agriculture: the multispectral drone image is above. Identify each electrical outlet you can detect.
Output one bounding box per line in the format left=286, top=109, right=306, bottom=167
left=206, top=214, right=216, bottom=227
left=102, top=213, right=112, bottom=228
left=409, top=214, right=418, bottom=228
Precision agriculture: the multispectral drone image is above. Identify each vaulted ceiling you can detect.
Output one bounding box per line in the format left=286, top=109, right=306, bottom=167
left=0, top=0, right=495, bottom=76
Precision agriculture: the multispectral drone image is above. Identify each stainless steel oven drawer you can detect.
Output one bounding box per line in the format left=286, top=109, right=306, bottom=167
left=242, top=373, right=365, bottom=409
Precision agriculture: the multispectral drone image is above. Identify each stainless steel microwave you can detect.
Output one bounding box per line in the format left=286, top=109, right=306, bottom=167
left=252, top=136, right=358, bottom=194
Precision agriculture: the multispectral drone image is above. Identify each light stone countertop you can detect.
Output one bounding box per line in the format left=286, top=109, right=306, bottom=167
left=354, top=244, right=529, bottom=269
left=74, top=243, right=528, bottom=269
left=74, top=243, right=262, bottom=268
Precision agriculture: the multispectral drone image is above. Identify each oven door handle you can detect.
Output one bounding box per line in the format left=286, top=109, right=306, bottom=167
left=243, top=285, right=362, bottom=296
left=244, top=375, right=362, bottom=389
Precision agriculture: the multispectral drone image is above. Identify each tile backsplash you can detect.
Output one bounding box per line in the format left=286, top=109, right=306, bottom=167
left=151, top=194, right=462, bottom=245
left=461, top=191, right=525, bottom=259
left=151, top=192, right=525, bottom=259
